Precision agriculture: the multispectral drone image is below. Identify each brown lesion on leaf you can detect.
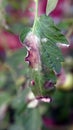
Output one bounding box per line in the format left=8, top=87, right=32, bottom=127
left=24, top=32, right=41, bottom=70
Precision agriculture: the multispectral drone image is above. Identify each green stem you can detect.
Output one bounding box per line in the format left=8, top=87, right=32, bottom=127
left=32, top=0, right=39, bottom=32
left=35, top=0, right=38, bottom=20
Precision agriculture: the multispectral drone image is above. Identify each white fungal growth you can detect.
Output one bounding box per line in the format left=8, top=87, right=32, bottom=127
left=56, top=43, right=70, bottom=48
left=41, top=38, right=48, bottom=43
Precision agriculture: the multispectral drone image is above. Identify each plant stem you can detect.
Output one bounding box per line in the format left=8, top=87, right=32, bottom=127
left=32, top=0, right=39, bottom=32
left=35, top=0, right=38, bottom=20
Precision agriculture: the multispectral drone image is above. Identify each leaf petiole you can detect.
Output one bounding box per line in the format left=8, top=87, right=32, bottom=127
left=32, top=0, right=39, bottom=32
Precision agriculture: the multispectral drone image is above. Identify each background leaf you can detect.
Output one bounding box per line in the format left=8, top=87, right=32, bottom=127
left=7, top=48, right=28, bottom=77
left=8, top=124, right=25, bottom=130
left=12, top=87, right=30, bottom=113
left=0, top=92, right=11, bottom=106
left=46, top=0, right=58, bottom=15
left=10, top=23, right=26, bottom=35
left=0, top=72, right=6, bottom=88
left=23, top=108, right=42, bottom=130
left=13, top=108, right=42, bottom=130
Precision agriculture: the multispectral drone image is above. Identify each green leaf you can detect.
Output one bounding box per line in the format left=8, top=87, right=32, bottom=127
left=0, top=72, right=6, bottom=88
left=14, top=108, right=42, bottom=130
left=12, top=87, right=30, bottom=113
left=23, top=108, right=42, bottom=130
left=46, top=0, right=58, bottom=15
left=51, top=90, right=70, bottom=107
left=0, top=92, right=11, bottom=106
left=7, top=48, right=28, bottom=77
left=20, top=27, right=31, bottom=43
left=34, top=15, right=68, bottom=44
left=10, top=23, right=26, bottom=35
left=43, top=68, right=57, bottom=83
left=8, top=124, right=24, bottom=130
left=30, top=70, right=44, bottom=96
left=32, top=15, right=68, bottom=72
left=41, top=40, right=64, bottom=72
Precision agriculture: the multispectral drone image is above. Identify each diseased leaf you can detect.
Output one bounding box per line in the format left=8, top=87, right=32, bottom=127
left=19, top=14, right=69, bottom=97
left=30, top=70, right=44, bottom=96
left=32, top=15, right=68, bottom=72
left=20, top=15, right=68, bottom=73
left=46, top=0, right=58, bottom=15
